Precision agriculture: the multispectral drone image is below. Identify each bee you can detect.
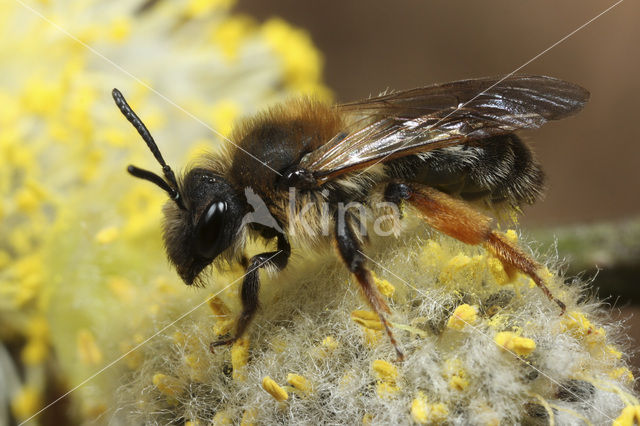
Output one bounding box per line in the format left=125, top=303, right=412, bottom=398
left=112, top=75, right=588, bottom=360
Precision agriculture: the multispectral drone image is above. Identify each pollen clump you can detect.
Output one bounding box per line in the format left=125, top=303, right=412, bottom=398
left=372, top=359, right=398, bottom=382
left=443, top=359, right=469, bottom=391
left=610, top=367, right=635, bottom=384
left=446, top=303, right=478, bottom=330
left=613, top=405, right=640, bottom=426
left=322, top=335, right=339, bottom=351
left=487, top=257, right=511, bottom=285
left=152, top=374, right=184, bottom=399
left=494, top=331, right=536, bottom=356
left=240, top=408, right=259, bottom=426
left=231, top=336, right=250, bottom=382
left=562, top=311, right=606, bottom=347
left=287, top=373, right=312, bottom=394
left=208, top=295, right=235, bottom=336
left=262, top=376, right=289, bottom=401
left=438, top=254, right=485, bottom=286
left=351, top=309, right=383, bottom=330
left=372, top=272, right=396, bottom=298
left=372, top=360, right=400, bottom=399
left=411, top=392, right=449, bottom=424
left=211, top=411, right=233, bottom=425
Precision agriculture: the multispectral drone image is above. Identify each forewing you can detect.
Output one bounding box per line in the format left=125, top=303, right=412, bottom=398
left=300, top=75, right=589, bottom=182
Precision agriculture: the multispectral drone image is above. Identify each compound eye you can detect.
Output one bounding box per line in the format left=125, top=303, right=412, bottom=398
left=193, top=201, right=227, bottom=259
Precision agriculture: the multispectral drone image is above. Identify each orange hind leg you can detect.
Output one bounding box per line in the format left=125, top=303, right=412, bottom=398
left=385, top=182, right=565, bottom=313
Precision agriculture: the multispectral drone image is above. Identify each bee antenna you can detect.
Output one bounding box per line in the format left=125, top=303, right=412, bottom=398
left=125, top=165, right=183, bottom=208
left=112, top=88, right=185, bottom=210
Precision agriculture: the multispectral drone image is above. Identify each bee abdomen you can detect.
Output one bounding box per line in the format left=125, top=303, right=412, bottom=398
left=385, top=134, right=545, bottom=207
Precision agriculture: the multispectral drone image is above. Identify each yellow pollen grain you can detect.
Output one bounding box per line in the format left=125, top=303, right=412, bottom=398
left=231, top=336, right=250, bottom=381
left=372, top=359, right=398, bottom=383
left=312, top=335, right=339, bottom=359
left=212, top=410, right=233, bottom=425
left=95, top=226, right=119, bottom=244
left=562, top=311, right=605, bottom=346
left=363, top=328, right=383, bottom=347
left=443, top=359, right=469, bottom=391
left=209, top=295, right=235, bottom=336
left=504, top=229, right=518, bottom=243
left=11, top=387, right=41, bottom=421
left=439, top=254, right=485, bottom=286
left=351, top=310, right=383, bottom=330
left=287, top=373, right=312, bottom=394
left=488, top=257, right=511, bottom=285
left=209, top=295, right=232, bottom=316
left=152, top=373, right=183, bottom=398
left=262, top=376, right=289, bottom=401
left=449, top=375, right=469, bottom=391
left=610, top=367, right=635, bottom=384
left=607, top=345, right=623, bottom=359
left=420, top=240, right=446, bottom=269
left=411, top=392, right=449, bottom=424
left=172, top=331, right=188, bottom=347
left=362, top=413, right=374, bottom=425
left=494, top=331, right=536, bottom=356
left=411, top=397, right=429, bottom=424
left=372, top=272, right=395, bottom=297
left=376, top=381, right=400, bottom=399
left=184, top=353, right=208, bottom=382
left=322, top=335, right=338, bottom=351
left=446, top=304, right=477, bottom=330
left=240, top=408, right=258, bottom=426
left=77, top=329, right=103, bottom=365
left=613, top=405, right=640, bottom=426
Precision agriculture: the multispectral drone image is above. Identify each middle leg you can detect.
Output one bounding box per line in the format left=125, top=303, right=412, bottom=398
left=335, top=212, right=404, bottom=361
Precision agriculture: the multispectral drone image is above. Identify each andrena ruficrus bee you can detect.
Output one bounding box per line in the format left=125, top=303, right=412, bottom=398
left=112, top=75, right=588, bottom=360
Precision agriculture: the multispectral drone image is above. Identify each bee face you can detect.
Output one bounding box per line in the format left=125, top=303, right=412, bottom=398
left=163, top=168, right=245, bottom=285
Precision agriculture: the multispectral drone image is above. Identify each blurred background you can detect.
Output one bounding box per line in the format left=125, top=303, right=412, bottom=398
left=238, top=0, right=640, bottom=364
left=2, top=1, right=639, bottom=423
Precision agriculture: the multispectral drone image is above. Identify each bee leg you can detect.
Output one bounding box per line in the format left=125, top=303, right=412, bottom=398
left=210, top=235, right=290, bottom=350
left=385, top=182, right=566, bottom=314
left=335, top=213, right=404, bottom=361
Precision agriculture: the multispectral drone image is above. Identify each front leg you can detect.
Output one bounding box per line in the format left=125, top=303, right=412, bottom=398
left=210, top=235, right=290, bottom=349
left=335, top=213, right=404, bottom=361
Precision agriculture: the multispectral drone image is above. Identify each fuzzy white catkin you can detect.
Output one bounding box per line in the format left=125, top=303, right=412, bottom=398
left=111, top=224, right=637, bottom=425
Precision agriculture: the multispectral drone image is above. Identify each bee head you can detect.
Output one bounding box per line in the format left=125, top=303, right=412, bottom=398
left=163, top=169, right=244, bottom=285
left=112, top=88, right=244, bottom=285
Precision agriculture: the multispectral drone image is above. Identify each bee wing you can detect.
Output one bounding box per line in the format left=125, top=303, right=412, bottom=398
left=299, top=75, right=589, bottom=183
